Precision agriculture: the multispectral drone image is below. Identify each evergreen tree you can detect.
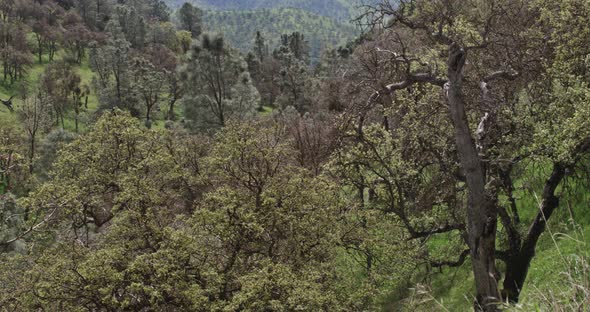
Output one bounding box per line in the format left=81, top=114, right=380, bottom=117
left=273, top=34, right=313, bottom=112
left=147, top=0, right=170, bottom=22
left=179, top=33, right=259, bottom=131
left=132, top=57, right=165, bottom=128
left=253, top=30, right=268, bottom=62
left=112, top=4, right=147, bottom=49
left=177, top=2, right=203, bottom=38
left=89, top=20, right=140, bottom=116
left=282, top=31, right=310, bottom=63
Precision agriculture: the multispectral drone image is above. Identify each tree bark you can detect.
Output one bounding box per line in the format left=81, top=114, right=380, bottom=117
left=502, top=163, right=565, bottom=302
left=446, top=44, right=500, bottom=311
left=60, top=109, right=65, bottom=130
left=75, top=107, right=79, bottom=133
left=29, top=135, right=35, bottom=174
left=168, top=99, right=176, bottom=121
left=145, top=105, right=152, bottom=129
left=36, top=36, right=43, bottom=64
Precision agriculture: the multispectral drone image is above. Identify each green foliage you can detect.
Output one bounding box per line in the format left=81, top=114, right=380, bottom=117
left=180, top=34, right=259, bottom=130
left=0, top=119, right=28, bottom=196
left=203, top=7, right=359, bottom=62
left=2, top=114, right=351, bottom=310
left=325, top=90, right=458, bottom=307
left=112, top=4, right=148, bottom=48
left=2, top=1, right=590, bottom=310
left=132, top=57, right=166, bottom=128
left=274, top=48, right=313, bottom=111
left=0, top=194, right=26, bottom=253
left=36, top=129, right=77, bottom=180
left=178, top=2, right=204, bottom=37
left=89, top=25, right=140, bottom=115
left=167, top=0, right=368, bottom=21
left=520, top=0, right=590, bottom=164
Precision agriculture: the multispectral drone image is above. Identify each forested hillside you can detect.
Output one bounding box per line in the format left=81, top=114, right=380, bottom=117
left=203, top=8, right=358, bottom=62
left=167, top=0, right=364, bottom=61
left=165, top=0, right=365, bottom=21
left=0, top=0, right=589, bottom=311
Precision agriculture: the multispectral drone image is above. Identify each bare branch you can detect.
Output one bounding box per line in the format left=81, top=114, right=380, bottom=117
left=1, top=206, right=58, bottom=246
left=409, top=223, right=466, bottom=240
left=483, top=70, right=519, bottom=83
left=369, top=73, right=447, bottom=104
left=430, top=249, right=470, bottom=268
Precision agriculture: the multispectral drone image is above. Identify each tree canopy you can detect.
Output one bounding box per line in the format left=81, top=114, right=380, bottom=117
left=0, top=0, right=589, bottom=311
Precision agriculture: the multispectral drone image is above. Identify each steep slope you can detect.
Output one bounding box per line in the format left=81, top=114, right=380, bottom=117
left=203, top=7, right=359, bottom=61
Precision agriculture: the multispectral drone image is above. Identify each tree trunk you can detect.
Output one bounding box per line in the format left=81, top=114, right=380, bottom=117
left=77, top=45, right=84, bottom=64
left=115, top=74, right=122, bottom=103
left=37, top=37, right=43, bottom=64
left=502, top=163, right=565, bottom=303
left=446, top=44, right=500, bottom=311
left=29, top=135, right=35, bottom=174
left=145, top=106, right=152, bottom=129
left=168, top=98, right=176, bottom=121
left=75, top=107, right=79, bottom=133
left=49, top=43, right=56, bottom=62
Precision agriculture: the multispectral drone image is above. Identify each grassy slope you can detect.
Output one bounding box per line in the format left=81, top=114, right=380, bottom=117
left=420, top=168, right=590, bottom=311
left=0, top=52, right=101, bottom=134
left=424, top=230, right=589, bottom=311
left=0, top=47, right=267, bottom=132
left=4, top=24, right=587, bottom=312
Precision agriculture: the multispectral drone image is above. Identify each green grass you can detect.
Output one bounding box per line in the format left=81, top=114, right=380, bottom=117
left=423, top=230, right=589, bottom=311
left=259, top=105, right=274, bottom=115
left=0, top=48, right=280, bottom=135
left=422, top=168, right=590, bottom=311
left=77, top=61, right=99, bottom=110
left=0, top=51, right=101, bottom=133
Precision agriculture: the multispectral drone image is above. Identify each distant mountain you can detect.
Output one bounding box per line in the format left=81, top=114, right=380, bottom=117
left=203, top=7, right=359, bottom=61
left=165, top=0, right=370, bottom=21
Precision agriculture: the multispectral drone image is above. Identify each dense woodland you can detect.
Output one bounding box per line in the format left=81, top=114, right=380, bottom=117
left=203, top=8, right=358, bottom=62
left=166, top=0, right=366, bottom=21
left=0, top=0, right=590, bottom=311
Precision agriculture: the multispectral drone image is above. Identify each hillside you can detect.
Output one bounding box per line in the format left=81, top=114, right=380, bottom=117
left=203, top=7, right=359, bottom=61
left=1, top=1, right=590, bottom=311
left=166, top=0, right=368, bottom=21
